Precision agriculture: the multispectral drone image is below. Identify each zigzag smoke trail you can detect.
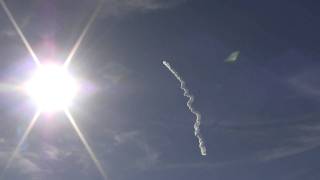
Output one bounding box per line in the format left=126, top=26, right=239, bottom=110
left=163, top=61, right=207, bottom=156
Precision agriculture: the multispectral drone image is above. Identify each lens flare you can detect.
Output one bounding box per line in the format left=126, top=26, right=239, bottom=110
left=1, top=111, right=41, bottom=178
left=0, top=0, right=40, bottom=66
left=65, top=109, right=108, bottom=180
left=0, top=0, right=107, bottom=179
left=63, top=0, right=103, bottom=68
left=25, top=64, right=78, bottom=112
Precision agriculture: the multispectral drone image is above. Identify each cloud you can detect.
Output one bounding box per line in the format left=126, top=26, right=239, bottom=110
left=79, top=0, right=188, bottom=20
left=0, top=141, right=89, bottom=180
left=0, top=151, right=45, bottom=180
left=161, top=161, right=234, bottom=170
left=105, top=130, right=160, bottom=171
left=0, top=0, right=187, bottom=39
left=257, top=123, right=320, bottom=161
left=14, top=154, right=42, bottom=175
left=61, top=0, right=187, bottom=18
left=43, top=145, right=60, bottom=161
left=288, top=67, right=320, bottom=98
left=0, top=14, right=31, bottom=38
left=113, top=130, right=140, bottom=145
left=110, top=0, right=186, bottom=11
left=135, top=142, right=159, bottom=170
left=258, top=143, right=320, bottom=161
left=42, top=143, right=72, bottom=161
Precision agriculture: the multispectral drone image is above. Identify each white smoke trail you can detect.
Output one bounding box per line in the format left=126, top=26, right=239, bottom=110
left=163, top=61, right=207, bottom=156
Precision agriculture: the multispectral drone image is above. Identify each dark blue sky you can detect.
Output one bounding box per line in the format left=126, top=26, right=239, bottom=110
left=1, top=0, right=320, bottom=179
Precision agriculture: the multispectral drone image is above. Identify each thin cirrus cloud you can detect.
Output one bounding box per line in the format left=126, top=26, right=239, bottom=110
left=257, top=124, right=320, bottom=161
left=0, top=0, right=187, bottom=38
left=87, top=0, right=188, bottom=18
left=112, top=0, right=186, bottom=10
left=288, top=67, right=320, bottom=98
left=257, top=140, right=320, bottom=161
left=0, top=151, right=44, bottom=180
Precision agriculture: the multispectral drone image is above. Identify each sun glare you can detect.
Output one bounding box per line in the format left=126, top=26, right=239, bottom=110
left=25, top=64, right=78, bottom=112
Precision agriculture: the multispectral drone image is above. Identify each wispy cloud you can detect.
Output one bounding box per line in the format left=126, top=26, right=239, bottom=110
left=135, top=142, right=160, bottom=170
left=109, top=0, right=187, bottom=11
left=257, top=123, right=320, bottom=161
left=0, top=141, right=89, bottom=180
left=288, top=67, right=320, bottom=98
left=1, top=0, right=187, bottom=38
left=14, top=154, right=42, bottom=175
left=86, top=0, right=188, bottom=19
left=0, top=151, right=45, bottom=180
left=108, top=130, right=160, bottom=171
left=113, top=130, right=140, bottom=145
left=258, top=143, right=320, bottom=161
left=161, top=161, right=233, bottom=170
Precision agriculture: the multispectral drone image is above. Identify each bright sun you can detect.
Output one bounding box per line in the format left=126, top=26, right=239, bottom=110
left=25, top=64, right=78, bottom=112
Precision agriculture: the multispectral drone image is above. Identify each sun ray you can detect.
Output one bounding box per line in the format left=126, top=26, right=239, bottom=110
left=0, top=0, right=41, bottom=66
left=1, top=110, right=41, bottom=177
left=64, top=109, right=108, bottom=180
left=63, top=1, right=103, bottom=68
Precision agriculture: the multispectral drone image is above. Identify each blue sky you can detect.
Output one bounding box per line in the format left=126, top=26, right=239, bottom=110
left=1, top=0, right=320, bottom=179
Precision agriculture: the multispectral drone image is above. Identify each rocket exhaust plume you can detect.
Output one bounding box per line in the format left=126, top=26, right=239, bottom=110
left=163, top=61, right=207, bottom=156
